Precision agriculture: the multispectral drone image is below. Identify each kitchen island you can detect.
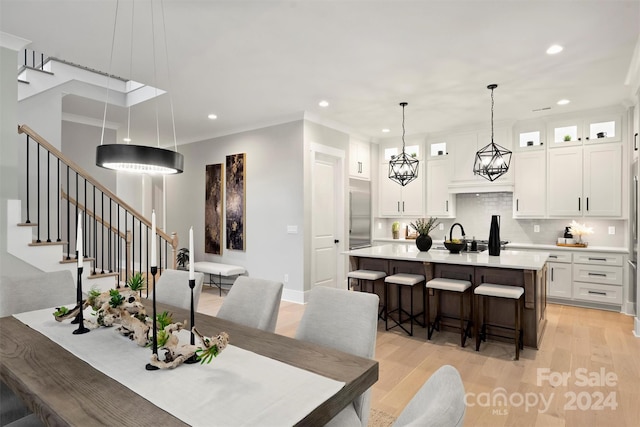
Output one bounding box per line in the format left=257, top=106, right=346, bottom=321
left=345, top=244, right=549, bottom=348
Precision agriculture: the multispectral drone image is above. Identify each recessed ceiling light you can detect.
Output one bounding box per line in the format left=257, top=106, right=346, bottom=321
left=382, top=128, right=390, bottom=133
left=318, top=100, right=329, bottom=108
left=123, top=137, right=131, bottom=142
left=207, top=114, right=217, bottom=120
left=546, top=44, right=563, bottom=55
left=557, top=99, right=570, bottom=105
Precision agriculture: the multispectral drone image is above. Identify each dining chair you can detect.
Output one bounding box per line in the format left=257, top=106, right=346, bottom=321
left=295, top=286, right=379, bottom=427
left=393, top=365, right=466, bottom=427
left=1, top=270, right=75, bottom=427
left=149, top=269, right=205, bottom=311
left=216, top=276, right=283, bottom=332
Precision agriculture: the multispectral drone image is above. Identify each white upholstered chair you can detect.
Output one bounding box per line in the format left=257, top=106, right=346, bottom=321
left=393, top=365, right=466, bottom=427
left=149, top=269, right=205, bottom=311
left=295, top=286, right=379, bottom=427
left=216, top=276, right=283, bottom=333
left=1, top=270, right=75, bottom=427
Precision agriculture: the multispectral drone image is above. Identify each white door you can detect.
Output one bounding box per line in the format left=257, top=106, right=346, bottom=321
left=311, top=150, right=344, bottom=289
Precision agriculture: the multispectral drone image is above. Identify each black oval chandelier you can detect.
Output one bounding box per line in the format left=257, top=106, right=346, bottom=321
left=388, top=102, right=419, bottom=186
left=96, top=0, right=184, bottom=175
left=473, top=84, right=512, bottom=182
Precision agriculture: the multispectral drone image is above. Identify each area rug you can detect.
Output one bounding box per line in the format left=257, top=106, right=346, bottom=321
left=369, top=408, right=396, bottom=427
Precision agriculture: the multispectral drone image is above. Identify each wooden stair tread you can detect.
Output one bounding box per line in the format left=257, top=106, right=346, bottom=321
left=89, top=272, right=119, bottom=279
left=18, top=222, right=37, bottom=227
left=60, top=257, right=95, bottom=264
left=29, top=241, right=68, bottom=246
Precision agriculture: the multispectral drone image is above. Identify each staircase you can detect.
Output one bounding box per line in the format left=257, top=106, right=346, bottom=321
left=7, top=125, right=179, bottom=293
left=6, top=199, right=116, bottom=292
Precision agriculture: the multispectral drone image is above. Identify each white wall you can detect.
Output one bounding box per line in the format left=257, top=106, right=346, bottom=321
left=1, top=43, right=40, bottom=275
left=165, top=120, right=305, bottom=302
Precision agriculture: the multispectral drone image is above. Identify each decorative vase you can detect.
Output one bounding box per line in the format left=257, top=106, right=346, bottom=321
left=392, top=230, right=399, bottom=239
left=488, top=215, right=500, bottom=256
left=416, top=234, right=433, bottom=251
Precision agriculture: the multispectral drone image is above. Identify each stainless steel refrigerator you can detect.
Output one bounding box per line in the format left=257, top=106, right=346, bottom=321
left=349, top=179, right=372, bottom=249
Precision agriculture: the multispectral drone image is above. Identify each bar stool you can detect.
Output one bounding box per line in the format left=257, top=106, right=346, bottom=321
left=474, top=283, right=525, bottom=360
left=425, top=277, right=473, bottom=347
left=347, top=270, right=387, bottom=320
left=384, top=273, right=425, bottom=336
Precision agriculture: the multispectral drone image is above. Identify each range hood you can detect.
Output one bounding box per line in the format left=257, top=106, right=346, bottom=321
left=448, top=181, right=514, bottom=194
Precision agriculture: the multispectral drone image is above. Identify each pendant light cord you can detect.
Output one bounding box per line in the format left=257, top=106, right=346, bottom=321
left=100, top=0, right=120, bottom=146
left=490, top=86, right=495, bottom=143
left=125, top=0, right=135, bottom=144
left=402, top=104, right=406, bottom=151
left=160, top=0, right=178, bottom=153
left=151, top=1, right=160, bottom=148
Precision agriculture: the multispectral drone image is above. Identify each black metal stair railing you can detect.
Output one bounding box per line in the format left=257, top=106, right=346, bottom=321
left=17, top=124, right=178, bottom=290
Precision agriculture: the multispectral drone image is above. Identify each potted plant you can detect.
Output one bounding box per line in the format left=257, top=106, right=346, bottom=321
left=409, top=217, right=440, bottom=251
left=564, top=135, right=572, bottom=142
left=176, top=247, right=189, bottom=270
left=127, top=272, right=146, bottom=292
left=392, top=221, right=400, bottom=239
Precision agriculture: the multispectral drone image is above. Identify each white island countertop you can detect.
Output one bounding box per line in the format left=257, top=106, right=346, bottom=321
left=344, top=244, right=549, bottom=271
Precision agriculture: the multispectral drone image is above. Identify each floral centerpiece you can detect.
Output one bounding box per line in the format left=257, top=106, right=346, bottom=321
left=409, top=217, right=440, bottom=251
left=568, top=220, right=594, bottom=245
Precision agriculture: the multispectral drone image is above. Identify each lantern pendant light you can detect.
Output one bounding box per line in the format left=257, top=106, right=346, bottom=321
left=473, top=84, right=511, bottom=182
left=388, top=102, right=419, bottom=186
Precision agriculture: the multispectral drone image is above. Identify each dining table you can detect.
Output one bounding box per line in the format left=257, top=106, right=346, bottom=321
left=0, top=300, right=378, bottom=426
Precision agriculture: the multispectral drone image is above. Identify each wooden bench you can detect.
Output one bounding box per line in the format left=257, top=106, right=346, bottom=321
left=192, top=262, right=246, bottom=296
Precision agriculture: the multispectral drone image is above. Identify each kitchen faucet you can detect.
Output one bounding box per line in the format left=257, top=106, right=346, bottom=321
left=449, top=223, right=467, bottom=251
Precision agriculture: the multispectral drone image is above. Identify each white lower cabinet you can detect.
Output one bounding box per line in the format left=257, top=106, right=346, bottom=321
left=548, top=262, right=572, bottom=299
left=546, top=251, right=572, bottom=299
left=571, top=252, right=624, bottom=306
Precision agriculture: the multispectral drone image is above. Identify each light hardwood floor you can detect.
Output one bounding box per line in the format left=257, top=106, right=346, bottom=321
left=197, top=286, right=640, bottom=427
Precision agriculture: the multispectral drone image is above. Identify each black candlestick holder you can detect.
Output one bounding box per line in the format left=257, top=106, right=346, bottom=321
left=72, top=265, right=89, bottom=335
left=184, top=278, right=198, bottom=364
left=145, top=266, right=160, bottom=371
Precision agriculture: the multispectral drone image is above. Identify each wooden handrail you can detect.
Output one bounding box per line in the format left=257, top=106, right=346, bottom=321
left=18, top=124, right=175, bottom=245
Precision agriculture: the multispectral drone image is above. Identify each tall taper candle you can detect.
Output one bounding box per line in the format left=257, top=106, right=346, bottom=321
left=189, top=226, right=194, bottom=280
left=151, top=210, right=157, bottom=267
left=77, top=213, right=83, bottom=267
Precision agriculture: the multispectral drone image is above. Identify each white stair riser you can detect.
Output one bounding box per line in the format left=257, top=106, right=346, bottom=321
left=6, top=199, right=118, bottom=292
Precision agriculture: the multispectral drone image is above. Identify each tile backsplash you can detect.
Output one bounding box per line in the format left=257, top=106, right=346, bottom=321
left=374, top=192, right=628, bottom=247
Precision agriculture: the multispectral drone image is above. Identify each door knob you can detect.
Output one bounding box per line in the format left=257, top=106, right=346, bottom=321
left=334, top=239, right=340, bottom=244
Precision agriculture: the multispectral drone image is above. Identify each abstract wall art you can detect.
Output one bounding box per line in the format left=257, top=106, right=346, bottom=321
left=226, top=153, right=246, bottom=251
left=205, top=163, right=223, bottom=255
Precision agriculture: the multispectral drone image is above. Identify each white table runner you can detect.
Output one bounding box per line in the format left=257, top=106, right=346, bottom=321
left=15, top=308, right=344, bottom=426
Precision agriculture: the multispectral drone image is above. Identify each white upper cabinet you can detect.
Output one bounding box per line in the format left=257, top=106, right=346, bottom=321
left=547, top=147, right=584, bottom=216
left=547, top=144, right=622, bottom=217
left=513, top=151, right=546, bottom=217
left=378, top=162, right=424, bottom=217
left=349, top=138, right=371, bottom=180
left=426, top=157, right=455, bottom=218
left=583, top=143, right=622, bottom=216
left=548, top=114, right=621, bottom=148
left=378, top=138, right=424, bottom=217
